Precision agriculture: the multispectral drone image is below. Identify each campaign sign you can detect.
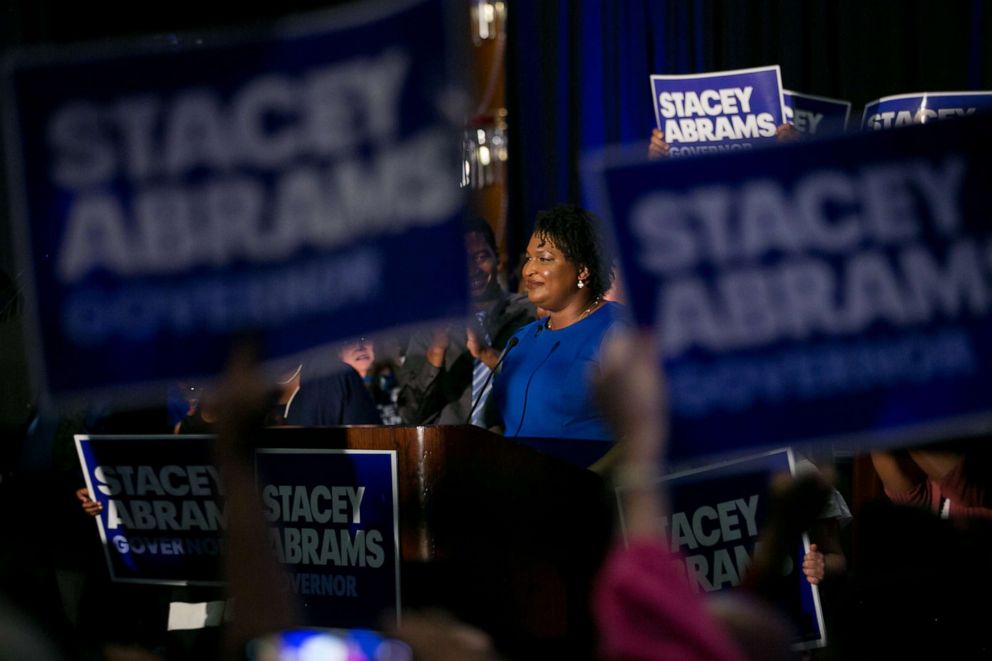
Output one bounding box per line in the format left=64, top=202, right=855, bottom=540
left=586, top=113, right=992, bottom=461
left=783, top=90, right=850, bottom=136
left=3, top=0, right=467, bottom=399
left=650, top=66, right=786, bottom=158
left=862, top=91, right=992, bottom=130
left=616, top=449, right=824, bottom=649
left=255, top=448, right=401, bottom=628
left=75, top=434, right=224, bottom=585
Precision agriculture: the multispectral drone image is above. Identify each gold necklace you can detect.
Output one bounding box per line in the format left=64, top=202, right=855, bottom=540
left=547, top=296, right=602, bottom=330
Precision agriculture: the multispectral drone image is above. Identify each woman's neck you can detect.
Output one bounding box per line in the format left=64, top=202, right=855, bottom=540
left=547, top=292, right=603, bottom=331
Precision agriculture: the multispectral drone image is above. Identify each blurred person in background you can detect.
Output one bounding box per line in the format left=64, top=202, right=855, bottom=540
left=339, top=336, right=404, bottom=425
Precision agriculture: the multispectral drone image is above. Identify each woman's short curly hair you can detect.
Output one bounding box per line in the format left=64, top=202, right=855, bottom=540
left=532, top=204, right=616, bottom=298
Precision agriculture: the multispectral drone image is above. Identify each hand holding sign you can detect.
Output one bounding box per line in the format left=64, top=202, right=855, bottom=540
left=648, top=128, right=671, bottom=160
left=648, top=121, right=799, bottom=162
left=775, top=123, right=801, bottom=143
left=76, top=486, right=102, bottom=516
left=802, top=544, right=825, bottom=585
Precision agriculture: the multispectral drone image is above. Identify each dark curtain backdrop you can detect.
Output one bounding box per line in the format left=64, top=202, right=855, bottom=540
left=505, top=0, right=992, bottom=278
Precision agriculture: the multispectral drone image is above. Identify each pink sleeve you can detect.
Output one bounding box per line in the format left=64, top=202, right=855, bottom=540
left=593, top=540, right=745, bottom=661
left=884, top=480, right=940, bottom=513
left=937, top=458, right=990, bottom=508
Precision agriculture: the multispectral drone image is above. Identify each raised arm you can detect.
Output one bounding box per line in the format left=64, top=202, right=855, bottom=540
left=591, top=332, right=745, bottom=661
left=870, top=449, right=928, bottom=495
left=211, top=348, right=299, bottom=659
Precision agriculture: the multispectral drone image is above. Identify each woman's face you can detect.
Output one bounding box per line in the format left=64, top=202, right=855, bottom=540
left=521, top=233, right=587, bottom=312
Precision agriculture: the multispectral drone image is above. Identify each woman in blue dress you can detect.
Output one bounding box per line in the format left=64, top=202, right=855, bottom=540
left=492, top=205, right=626, bottom=460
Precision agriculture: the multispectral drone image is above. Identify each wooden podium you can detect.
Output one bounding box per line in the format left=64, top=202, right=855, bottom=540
left=256, top=425, right=613, bottom=658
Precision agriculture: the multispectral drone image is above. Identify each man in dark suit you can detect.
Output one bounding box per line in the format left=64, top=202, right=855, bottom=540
left=398, top=219, right=535, bottom=426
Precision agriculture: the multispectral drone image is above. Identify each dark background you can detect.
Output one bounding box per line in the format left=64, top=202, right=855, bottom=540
left=2, top=0, right=989, bottom=277
left=504, top=0, right=992, bottom=265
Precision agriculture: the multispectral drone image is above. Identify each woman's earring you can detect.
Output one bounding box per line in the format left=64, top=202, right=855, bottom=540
left=577, top=279, right=585, bottom=289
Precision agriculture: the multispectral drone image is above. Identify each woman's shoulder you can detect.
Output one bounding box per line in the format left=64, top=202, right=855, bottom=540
left=602, top=300, right=627, bottom=318
left=594, top=300, right=631, bottom=330
left=584, top=302, right=630, bottom=353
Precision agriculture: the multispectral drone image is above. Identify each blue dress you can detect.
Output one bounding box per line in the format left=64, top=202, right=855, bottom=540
left=493, top=301, right=626, bottom=442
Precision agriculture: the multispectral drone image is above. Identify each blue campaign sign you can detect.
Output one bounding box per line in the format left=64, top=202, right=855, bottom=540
left=862, top=91, right=992, bottom=130
left=255, top=448, right=401, bottom=628
left=75, top=434, right=224, bottom=585
left=3, top=0, right=467, bottom=399
left=617, top=449, right=824, bottom=649
left=586, top=113, right=992, bottom=461
left=783, top=90, right=850, bottom=137
left=650, top=66, right=786, bottom=158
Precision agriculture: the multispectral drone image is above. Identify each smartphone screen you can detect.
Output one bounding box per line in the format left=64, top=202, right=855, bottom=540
left=246, top=627, right=413, bottom=661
